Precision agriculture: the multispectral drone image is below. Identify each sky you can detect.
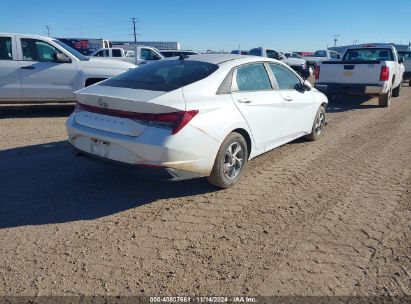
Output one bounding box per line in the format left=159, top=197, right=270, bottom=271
left=0, top=0, right=409, bottom=52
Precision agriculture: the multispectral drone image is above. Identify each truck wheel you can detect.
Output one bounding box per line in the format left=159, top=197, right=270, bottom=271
left=305, top=106, right=326, bottom=141
left=207, top=132, right=248, bottom=189
left=378, top=88, right=392, bottom=107
left=392, top=82, right=402, bottom=97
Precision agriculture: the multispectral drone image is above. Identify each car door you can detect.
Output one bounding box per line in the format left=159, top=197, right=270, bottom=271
left=230, top=63, right=284, bottom=150
left=17, top=37, right=78, bottom=100
left=0, top=35, right=21, bottom=100
left=268, top=63, right=315, bottom=139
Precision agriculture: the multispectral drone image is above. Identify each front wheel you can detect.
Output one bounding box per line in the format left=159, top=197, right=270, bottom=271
left=305, top=106, right=326, bottom=141
left=208, top=132, right=248, bottom=188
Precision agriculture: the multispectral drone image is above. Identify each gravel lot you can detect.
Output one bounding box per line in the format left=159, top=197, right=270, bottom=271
left=0, top=87, right=410, bottom=298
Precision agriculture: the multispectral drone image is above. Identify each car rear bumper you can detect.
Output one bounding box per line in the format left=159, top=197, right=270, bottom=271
left=66, top=113, right=219, bottom=180
left=314, top=83, right=384, bottom=95
left=73, top=148, right=202, bottom=181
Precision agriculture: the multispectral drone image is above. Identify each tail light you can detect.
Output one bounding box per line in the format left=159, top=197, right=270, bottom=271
left=314, top=66, right=320, bottom=80
left=380, top=66, right=390, bottom=81
left=76, top=102, right=198, bottom=135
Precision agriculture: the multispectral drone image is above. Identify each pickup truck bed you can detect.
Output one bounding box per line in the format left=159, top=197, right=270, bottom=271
left=314, top=60, right=386, bottom=95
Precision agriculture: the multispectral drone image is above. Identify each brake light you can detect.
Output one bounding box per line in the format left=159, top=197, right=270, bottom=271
left=380, top=66, right=389, bottom=81
left=314, top=66, right=320, bottom=80
left=75, top=102, right=198, bottom=135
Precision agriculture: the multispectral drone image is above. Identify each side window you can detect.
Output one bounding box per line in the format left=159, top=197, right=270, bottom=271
left=0, top=37, right=13, bottom=60
left=141, top=48, right=161, bottom=60
left=330, top=52, right=338, bottom=59
left=266, top=50, right=279, bottom=60
left=235, top=64, right=272, bottom=92
left=95, top=50, right=105, bottom=57
left=21, top=39, right=61, bottom=61
left=269, top=64, right=301, bottom=90
left=112, top=49, right=122, bottom=57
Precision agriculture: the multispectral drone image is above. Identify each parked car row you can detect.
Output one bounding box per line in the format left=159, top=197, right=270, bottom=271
left=0, top=32, right=407, bottom=188
left=90, top=46, right=164, bottom=65
left=398, top=50, right=411, bottom=85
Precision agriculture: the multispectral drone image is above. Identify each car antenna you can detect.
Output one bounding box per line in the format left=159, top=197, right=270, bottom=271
left=179, top=53, right=189, bottom=60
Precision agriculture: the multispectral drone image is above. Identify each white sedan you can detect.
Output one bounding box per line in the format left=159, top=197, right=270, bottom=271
left=66, top=54, right=328, bottom=188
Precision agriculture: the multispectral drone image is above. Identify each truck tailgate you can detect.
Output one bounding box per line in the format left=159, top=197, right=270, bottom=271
left=319, top=61, right=383, bottom=84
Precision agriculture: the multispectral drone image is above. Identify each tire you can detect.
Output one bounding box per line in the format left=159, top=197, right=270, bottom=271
left=207, top=132, right=248, bottom=188
left=305, top=106, right=326, bottom=141
left=392, top=81, right=402, bottom=97
left=378, top=88, right=392, bottom=107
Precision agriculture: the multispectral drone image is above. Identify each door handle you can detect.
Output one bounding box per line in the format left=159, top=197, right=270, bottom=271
left=21, top=66, right=35, bottom=70
left=237, top=99, right=252, bottom=104
left=283, top=96, right=293, bottom=102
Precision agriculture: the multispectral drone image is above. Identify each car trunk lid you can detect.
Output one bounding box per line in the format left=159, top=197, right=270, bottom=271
left=74, top=85, right=186, bottom=136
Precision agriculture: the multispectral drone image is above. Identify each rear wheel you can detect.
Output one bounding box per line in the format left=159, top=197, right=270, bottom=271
left=378, top=88, right=392, bottom=107
left=305, top=106, right=326, bottom=141
left=392, top=81, right=402, bottom=97
left=208, top=132, right=248, bottom=188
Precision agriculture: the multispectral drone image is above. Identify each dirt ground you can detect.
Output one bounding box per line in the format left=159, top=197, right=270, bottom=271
left=0, top=86, right=410, bottom=299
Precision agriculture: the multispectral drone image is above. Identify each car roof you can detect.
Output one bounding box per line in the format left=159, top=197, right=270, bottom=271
left=175, top=53, right=265, bottom=65
left=161, top=49, right=197, bottom=52
left=347, top=44, right=395, bottom=50
left=163, top=54, right=283, bottom=70
left=0, top=32, right=53, bottom=40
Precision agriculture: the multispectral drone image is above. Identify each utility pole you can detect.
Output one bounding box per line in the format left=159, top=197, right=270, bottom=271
left=44, top=25, right=51, bottom=37
left=353, top=39, right=358, bottom=45
left=333, top=34, right=340, bottom=47
left=131, top=17, right=139, bottom=65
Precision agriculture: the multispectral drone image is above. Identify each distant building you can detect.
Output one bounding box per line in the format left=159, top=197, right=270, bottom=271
left=329, top=43, right=410, bottom=54
left=110, top=41, right=181, bottom=50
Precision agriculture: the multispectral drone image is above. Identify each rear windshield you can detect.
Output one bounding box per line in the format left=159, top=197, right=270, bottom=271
left=249, top=48, right=262, bottom=56
left=314, top=50, right=327, bottom=57
left=342, top=48, right=394, bottom=61
left=101, top=59, right=219, bottom=91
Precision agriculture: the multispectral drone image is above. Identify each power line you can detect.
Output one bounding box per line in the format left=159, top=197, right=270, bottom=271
left=131, top=17, right=139, bottom=65
left=44, top=25, right=52, bottom=37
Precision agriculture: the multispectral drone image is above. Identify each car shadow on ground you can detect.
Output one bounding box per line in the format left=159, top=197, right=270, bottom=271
left=0, top=141, right=216, bottom=229
left=325, top=95, right=381, bottom=113
left=0, top=103, right=75, bottom=119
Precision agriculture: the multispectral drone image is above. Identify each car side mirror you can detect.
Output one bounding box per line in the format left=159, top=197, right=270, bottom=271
left=302, top=80, right=312, bottom=91
left=399, top=57, right=404, bottom=64
left=54, top=53, right=71, bottom=63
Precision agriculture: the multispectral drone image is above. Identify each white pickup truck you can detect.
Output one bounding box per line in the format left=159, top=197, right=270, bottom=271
left=90, top=46, right=164, bottom=65
left=0, top=33, right=136, bottom=103
left=314, top=44, right=405, bottom=107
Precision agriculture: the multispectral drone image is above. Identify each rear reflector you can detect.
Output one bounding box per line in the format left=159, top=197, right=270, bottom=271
left=76, top=102, right=198, bottom=135
left=314, top=66, right=320, bottom=80
left=380, top=66, right=390, bottom=81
